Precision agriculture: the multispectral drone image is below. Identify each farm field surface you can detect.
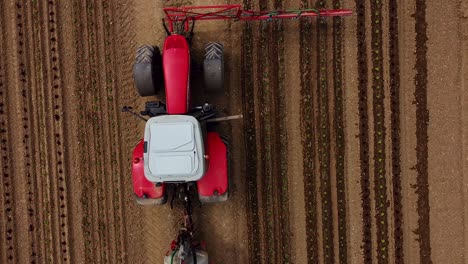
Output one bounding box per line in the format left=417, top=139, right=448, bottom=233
left=0, top=0, right=467, bottom=263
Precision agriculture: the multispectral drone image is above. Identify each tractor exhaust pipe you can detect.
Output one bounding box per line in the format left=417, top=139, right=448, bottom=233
left=121, top=106, right=148, bottom=122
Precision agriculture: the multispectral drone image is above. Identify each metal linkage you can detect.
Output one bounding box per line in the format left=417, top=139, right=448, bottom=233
left=163, top=4, right=352, bottom=32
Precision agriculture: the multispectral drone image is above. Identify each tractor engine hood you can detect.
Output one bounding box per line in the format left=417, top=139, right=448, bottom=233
left=143, top=115, right=205, bottom=182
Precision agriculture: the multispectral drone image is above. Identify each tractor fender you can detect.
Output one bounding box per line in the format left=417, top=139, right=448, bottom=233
left=132, top=139, right=166, bottom=204
left=197, top=132, right=228, bottom=203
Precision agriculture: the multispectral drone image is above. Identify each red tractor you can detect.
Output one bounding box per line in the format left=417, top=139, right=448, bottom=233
left=123, top=5, right=351, bottom=264
left=131, top=36, right=228, bottom=206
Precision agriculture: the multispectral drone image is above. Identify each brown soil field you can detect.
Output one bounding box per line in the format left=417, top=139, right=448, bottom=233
left=0, top=0, right=467, bottom=263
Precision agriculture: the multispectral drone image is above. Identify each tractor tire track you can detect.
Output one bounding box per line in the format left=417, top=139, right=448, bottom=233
left=332, top=0, right=348, bottom=262
left=0, top=2, right=18, bottom=262
left=316, top=1, right=334, bottom=262
left=355, top=0, right=372, bottom=262
left=414, top=0, right=431, bottom=262
left=370, top=0, right=389, bottom=262
left=132, top=1, right=182, bottom=262
left=300, top=1, right=319, bottom=263
left=112, top=0, right=144, bottom=261
left=388, top=0, right=403, bottom=262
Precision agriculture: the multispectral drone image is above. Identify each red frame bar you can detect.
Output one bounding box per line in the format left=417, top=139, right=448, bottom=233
left=163, top=4, right=352, bottom=32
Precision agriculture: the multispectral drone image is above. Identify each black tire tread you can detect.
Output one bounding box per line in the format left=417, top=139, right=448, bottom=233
left=135, top=45, right=155, bottom=64
left=204, top=42, right=223, bottom=60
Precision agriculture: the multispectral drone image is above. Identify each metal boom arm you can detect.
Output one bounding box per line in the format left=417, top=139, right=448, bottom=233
left=163, top=4, right=352, bottom=32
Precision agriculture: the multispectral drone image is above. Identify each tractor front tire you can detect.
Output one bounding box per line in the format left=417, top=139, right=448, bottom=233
left=133, top=45, right=163, bottom=97
left=203, top=42, right=224, bottom=93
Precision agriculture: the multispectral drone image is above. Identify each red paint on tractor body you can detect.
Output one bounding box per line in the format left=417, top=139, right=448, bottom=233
left=163, top=35, right=190, bottom=114
left=197, top=132, right=228, bottom=196
left=132, top=139, right=165, bottom=198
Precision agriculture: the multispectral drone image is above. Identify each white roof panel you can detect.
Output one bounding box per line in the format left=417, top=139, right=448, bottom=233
left=150, top=122, right=194, bottom=152
left=143, top=115, right=205, bottom=182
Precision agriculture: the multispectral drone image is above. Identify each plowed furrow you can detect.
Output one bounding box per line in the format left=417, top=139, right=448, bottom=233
left=332, top=0, right=348, bottom=262
left=370, top=0, right=389, bottom=262
left=414, top=0, right=431, bottom=262
left=388, top=0, right=403, bottom=262
left=269, top=1, right=290, bottom=260
left=0, top=3, right=18, bottom=262
left=73, top=1, right=103, bottom=262
left=82, top=1, right=114, bottom=263
left=241, top=21, right=261, bottom=263
left=300, top=1, right=318, bottom=263
left=29, top=3, right=58, bottom=262
left=316, top=3, right=334, bottom=263
left=71, top=1, right=96, bottom=262
left=29, top=0, right=57, bottom=262
left=12, top=1, right=44, bottom=263
left=257, top=17, right=275, bottom=264
left=242, top=2, right=261, bottom=264
left=102, top=1, right=127, bottom=262
left=113, top=0, right=137, bottom=96
left=355, top=0, right=372, bottom=262
left=112, top=0, right=140, bottom=260
left=91, top=2, right=123, bottom=263
left=29, top=0, right=74, bottom=262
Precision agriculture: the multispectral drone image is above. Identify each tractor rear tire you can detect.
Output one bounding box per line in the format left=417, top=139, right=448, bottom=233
left=203, top=42, right=224, bottom=93
left=133, top=45, right=163, bottom=97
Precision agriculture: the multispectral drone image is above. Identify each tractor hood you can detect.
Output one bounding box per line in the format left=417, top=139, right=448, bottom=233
left=143, top=115, right=205, bottom=182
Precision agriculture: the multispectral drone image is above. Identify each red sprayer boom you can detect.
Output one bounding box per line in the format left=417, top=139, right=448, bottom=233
left=163, top=4, right=352, bottom=32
